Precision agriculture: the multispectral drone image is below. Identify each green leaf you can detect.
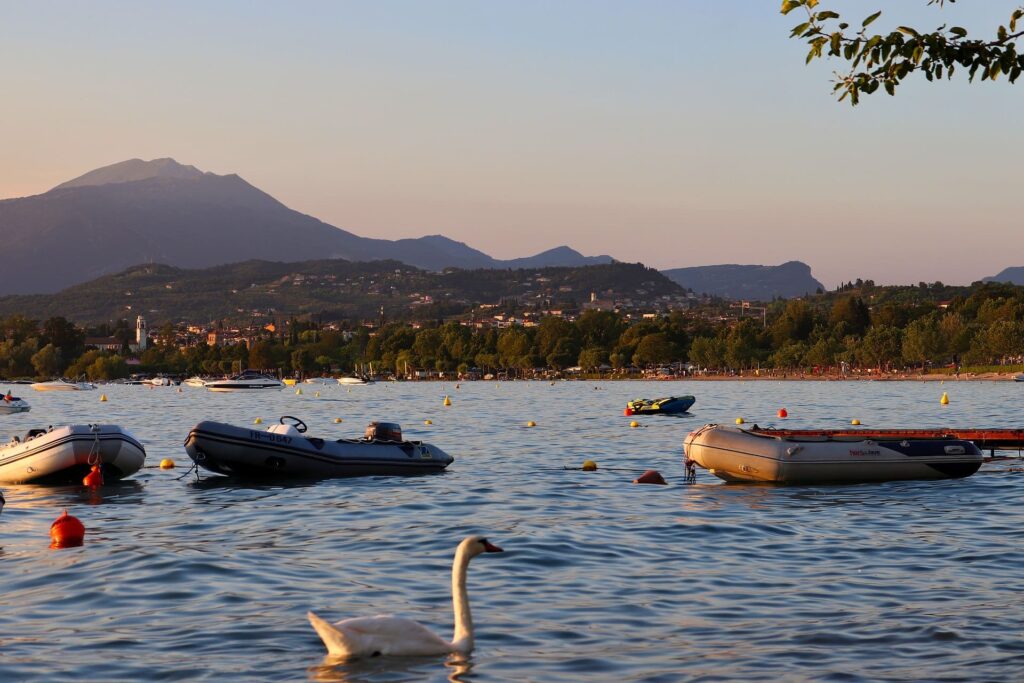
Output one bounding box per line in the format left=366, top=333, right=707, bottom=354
left=862, top=11, right=882, bottom=28
left=948, top=26, right=967, bottom=38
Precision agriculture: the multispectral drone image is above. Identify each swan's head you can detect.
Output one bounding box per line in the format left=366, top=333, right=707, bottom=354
left=460, top=535, right=503, bottom=558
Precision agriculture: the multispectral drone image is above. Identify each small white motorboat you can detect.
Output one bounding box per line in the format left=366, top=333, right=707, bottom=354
left=337, top=376, right=373, bottom=385
left=0, top=424, right=146, bottom=485
left=31, top=379, right=97, bottom=392
left=303, top=377, right=335, bottom=385
left=205, top=370, right=284, bottom=393
left=147, top=376, right=173, bottom=386
left=184, top=417, right=452, bottom=478
left=183, top=376, right=208, bottom=387
left=683, top=424, right=983, bottom=485
left=0, top=394, right=30, bottom=415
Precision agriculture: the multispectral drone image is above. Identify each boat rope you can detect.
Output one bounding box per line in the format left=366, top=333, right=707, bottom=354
left=174, top=460, right=201, bottom=481
left=86, top=424, right=102, bottom=467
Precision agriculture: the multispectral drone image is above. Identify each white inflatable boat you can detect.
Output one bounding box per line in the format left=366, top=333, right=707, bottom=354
left=683, top=424, right=983, bottom=485
left=0, top=424, right=147, bottom=485
left=184, top=417, right=453, bottom=479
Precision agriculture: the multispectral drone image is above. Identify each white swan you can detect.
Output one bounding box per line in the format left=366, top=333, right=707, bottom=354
left=308, top=535, right=503, bottom=659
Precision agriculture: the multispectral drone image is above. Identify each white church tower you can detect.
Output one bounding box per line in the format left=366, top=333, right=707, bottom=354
left=136, top=315, right=148, bottom=351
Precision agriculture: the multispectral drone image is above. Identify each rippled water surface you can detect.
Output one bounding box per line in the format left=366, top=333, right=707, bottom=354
left=2, top=380, right=1023, bottom=682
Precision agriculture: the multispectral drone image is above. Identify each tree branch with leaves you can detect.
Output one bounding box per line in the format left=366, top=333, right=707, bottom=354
left=782, top=0, right=1024, bottom=104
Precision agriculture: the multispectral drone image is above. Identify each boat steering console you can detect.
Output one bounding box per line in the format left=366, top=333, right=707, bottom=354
left=279, top=416, right=308, bottom=433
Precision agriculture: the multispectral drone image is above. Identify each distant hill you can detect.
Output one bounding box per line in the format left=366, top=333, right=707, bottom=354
left=0, top=158, right=614, bottom=294
left=0, top=259, right=684, bottom=325
left=983, top=267, right=1024, bottom=285
left=661, top=261, right=824, bottom=300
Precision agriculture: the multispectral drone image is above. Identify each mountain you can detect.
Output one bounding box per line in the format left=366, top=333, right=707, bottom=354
left=661, top=261, right=824, bottom=300
left=52, top=157, right=207, bottom=189
left=0, top=159, right=614, bottom=294
left=0, top=259, right=684, bottom=325
left=982, top=267, right=1024, bottom=285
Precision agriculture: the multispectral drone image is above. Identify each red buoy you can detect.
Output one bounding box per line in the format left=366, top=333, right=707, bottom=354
left=624, top=407, right=634, bottom=416
left=82, top=464, right=103, bottom=487
left=50, top=510, right=85, bottom=548
left=777, top=408, right=788, bottom=418
left=634, top=469, right=667, bottom=485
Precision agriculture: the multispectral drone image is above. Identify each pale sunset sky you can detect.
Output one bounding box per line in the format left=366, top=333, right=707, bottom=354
left=1, top=1, right=1020, bottom=287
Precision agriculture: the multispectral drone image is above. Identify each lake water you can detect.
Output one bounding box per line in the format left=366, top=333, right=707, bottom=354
left=1, top=380, right=1023, bottom=682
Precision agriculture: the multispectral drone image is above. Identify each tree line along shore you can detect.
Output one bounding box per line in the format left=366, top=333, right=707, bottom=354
left=1, top=281, right=1023, bottom=381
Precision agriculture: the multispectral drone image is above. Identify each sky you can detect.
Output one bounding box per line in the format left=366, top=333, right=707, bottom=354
left=1, top=1, right=1021, bottom=287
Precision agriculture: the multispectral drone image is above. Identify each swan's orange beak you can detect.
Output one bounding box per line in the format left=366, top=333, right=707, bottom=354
left=482, top=540, right=503, bottom=553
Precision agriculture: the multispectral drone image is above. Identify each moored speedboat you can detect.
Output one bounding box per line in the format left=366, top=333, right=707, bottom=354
left=626, top=395, right=695, bottom=415
left=184, top=417, right=453, bottom=478
left=0, top=424, right=146, bottom=485
left=205, top=370, right=284, bottom=393
left=337, top=376, right=374, bottom=385
left=0, top=394, right=30, bottom=415
left=303, top=377, right=335, bottom=385
left=684, top=424, right=983, bottom=485
left=31, top=379, right=97, bottom=392
left=183, top=376, right=208, bottom=387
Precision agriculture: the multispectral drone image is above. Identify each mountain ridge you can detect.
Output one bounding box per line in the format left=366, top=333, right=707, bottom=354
left=0, top=158, right=614, bottom=294
left=661, top=260, right=824, bottom=299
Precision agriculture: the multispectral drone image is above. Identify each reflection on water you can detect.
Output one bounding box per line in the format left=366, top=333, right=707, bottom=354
left=1, top=381, right=1023, bottom=681
left=308, top=654, right=473, bottom=683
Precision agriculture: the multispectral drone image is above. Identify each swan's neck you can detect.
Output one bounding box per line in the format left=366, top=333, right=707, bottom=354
left=451, top=546, right=474, bottom=652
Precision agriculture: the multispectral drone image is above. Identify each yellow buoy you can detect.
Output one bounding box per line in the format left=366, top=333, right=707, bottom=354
left=526, top=421, right=536, bottom=427
left=443, top=395, right=451, bottom=406
left=177, top=387, right=183, bottom=393
left=582, top=460, right=598, bottom=471
left=159, top=458, right=175, bottom=469
left=296, top=388, right=303, bottom=395
left=940, top=392, right=949, bottom=405
left=851, top=418, right=861, bottom=426
left=735, top=417, right=744, bottom=425
left=99, top=394, right=108, bottom=402
left=630, top=420, right=639, bottom=428
left=424, top=419, right=433, bottom=425
left=254, top=417, right=263, bottom=425
left=333, top=417, right=343, bottom=424
left=314, top=391, right=320, bottom=398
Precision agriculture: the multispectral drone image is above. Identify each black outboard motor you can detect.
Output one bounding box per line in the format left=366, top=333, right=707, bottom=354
left=364, top=422, right=403, bottom=442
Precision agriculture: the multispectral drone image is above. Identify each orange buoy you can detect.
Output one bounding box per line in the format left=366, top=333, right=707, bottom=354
left=633, top=469, right=667, bottom=485
left=82, top=464, right=103, bottom=487
left=624, top=407, right=634, bottom=416
left=50, top=510, right=85, bottom=548
left=778, top=408, right=788, bottom=418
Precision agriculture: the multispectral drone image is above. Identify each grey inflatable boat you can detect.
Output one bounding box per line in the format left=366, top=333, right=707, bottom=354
left=184, top=417, right=453, bottom=478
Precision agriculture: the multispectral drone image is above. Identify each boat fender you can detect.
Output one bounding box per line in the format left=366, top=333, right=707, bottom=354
left=83, top=465, right=103, bottom=487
